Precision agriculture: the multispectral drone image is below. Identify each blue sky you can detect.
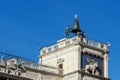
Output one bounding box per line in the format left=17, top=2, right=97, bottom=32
left=0, top=0, right=120, bottom=79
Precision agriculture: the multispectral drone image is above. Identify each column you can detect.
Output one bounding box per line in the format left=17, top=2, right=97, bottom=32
left=103, top=53, right=108, bottom=77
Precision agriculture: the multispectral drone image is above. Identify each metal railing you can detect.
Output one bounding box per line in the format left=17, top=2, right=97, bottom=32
left=0, top=52, right=63, bottom=75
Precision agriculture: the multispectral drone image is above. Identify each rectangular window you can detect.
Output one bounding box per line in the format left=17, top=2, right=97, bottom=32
left=59, top=64, right=63, bottom=69
left=59, top=64, right=63, bottom=74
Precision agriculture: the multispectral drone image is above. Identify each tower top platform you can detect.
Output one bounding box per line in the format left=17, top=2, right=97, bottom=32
left=40, top=36, right=109, bottom=56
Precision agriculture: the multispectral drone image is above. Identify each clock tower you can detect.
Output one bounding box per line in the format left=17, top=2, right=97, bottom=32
left=39, top=15, right=111, bottom=80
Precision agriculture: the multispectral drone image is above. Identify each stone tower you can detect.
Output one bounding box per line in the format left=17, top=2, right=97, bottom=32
left=39, top=16, right=110, bottom=80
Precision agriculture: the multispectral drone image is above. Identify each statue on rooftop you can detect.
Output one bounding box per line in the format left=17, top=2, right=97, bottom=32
left=81, top=31, right=86, bottom=38
left=15, top=61, right=26, bottom=75
left=102, top=42, right=110, bottom=52
left=0, top=56, right=6, bottom=66
left=65, top=25, right=71, bottom=38
left=6, top=58, right=26, bottom=75
left=6, top=58, right=17, bottom=73
left=80, top=31, right=87, bottom=44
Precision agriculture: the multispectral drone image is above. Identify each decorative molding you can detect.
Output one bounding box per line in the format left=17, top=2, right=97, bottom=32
left=79, top=70, right=111, bottom=80
left=57, top=58, right=64, bottom=64
left=0, top=71, right=32, bottom=80
left=79, top=42, right=109, bottom=54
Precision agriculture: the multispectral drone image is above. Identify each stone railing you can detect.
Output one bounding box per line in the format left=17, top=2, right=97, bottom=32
left=40, top=36, right=104, bottom=55
left=22, top=60, right=63, bottom=74
left=19, top=59, right=63, bottom=74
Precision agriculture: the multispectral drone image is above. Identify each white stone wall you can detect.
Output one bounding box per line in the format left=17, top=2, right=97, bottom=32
left=103, top=53, right=108, bottom=77
left=41, top=45, right=79, bottom=75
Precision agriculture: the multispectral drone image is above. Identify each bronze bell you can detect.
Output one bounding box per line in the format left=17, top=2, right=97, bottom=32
left=71, top=15, right=81, bottom=35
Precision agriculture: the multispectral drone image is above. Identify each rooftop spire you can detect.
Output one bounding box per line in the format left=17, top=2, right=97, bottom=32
left=71, top=14, right=81, bottom=36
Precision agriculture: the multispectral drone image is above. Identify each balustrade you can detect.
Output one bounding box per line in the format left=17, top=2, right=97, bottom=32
left=41, top=37, right=103, bottom=55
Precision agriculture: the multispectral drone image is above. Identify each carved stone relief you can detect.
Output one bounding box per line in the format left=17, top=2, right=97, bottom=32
left=81, top=53, right=103, bottom=76
left=85, top=58, right=99, bottom=75
left=3, top=58, right=26, bottom=75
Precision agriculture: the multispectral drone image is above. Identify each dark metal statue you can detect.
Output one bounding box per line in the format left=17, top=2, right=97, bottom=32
left=81, top=31, right=86, bottom=38
left=65, top=25, right=71, bottom=38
